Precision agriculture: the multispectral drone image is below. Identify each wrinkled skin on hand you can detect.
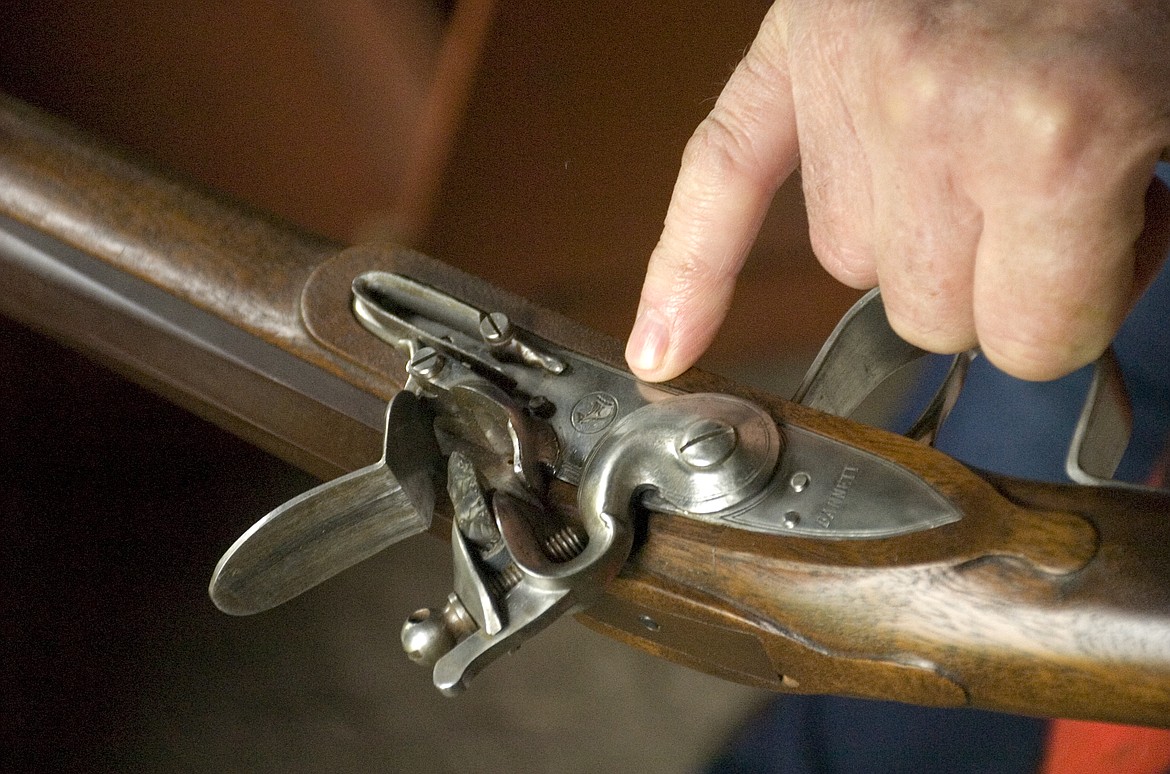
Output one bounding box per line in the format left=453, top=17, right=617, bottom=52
left=627, top=0, right=1170, bottom=383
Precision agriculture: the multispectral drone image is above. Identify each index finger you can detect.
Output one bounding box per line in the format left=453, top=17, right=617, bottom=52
left=626, top=10, right=799, bottom=381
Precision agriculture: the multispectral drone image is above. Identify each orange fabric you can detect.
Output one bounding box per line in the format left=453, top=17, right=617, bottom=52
left=1040, top=720, right=1170, bottom=774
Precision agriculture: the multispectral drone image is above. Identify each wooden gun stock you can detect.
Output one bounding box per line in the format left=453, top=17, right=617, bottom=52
left=2, top=94, right=1168, bottom=727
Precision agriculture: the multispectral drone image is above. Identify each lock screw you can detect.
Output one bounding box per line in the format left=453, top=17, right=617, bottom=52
left=408, top=346, right=446, bottom=379
left=677, top=419, right=738, bottom=468
left=479, top=311, right=514, bottom=344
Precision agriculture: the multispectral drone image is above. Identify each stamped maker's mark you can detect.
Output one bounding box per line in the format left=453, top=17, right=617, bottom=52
left=571, top=392, right=619, bottom=434
left=818, top=465, right=859, bottom=528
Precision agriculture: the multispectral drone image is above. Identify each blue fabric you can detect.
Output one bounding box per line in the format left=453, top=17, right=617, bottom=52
left=705, top=164, right=1170, bottom=773
left=705, top=697, right=1048, bottom=774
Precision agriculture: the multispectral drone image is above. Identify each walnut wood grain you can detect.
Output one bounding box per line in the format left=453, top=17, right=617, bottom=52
left=0, top=94, right=383, bottom=477
left=2, top=93, right=1168, bottom=727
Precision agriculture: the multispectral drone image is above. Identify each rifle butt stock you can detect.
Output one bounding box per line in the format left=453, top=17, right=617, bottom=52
left=583, top=469, right=1170, bottom=726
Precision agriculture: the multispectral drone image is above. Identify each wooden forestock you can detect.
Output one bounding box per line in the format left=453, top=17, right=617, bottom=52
left=2, top=95, right=1167, bottom=727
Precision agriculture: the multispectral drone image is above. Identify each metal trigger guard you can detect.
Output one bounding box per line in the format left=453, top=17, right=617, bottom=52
left=793, top=288, right=1134, bottom=485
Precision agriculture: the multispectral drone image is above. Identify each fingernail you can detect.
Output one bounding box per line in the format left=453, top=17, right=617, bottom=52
left=627, top=305, right=669, bottom=374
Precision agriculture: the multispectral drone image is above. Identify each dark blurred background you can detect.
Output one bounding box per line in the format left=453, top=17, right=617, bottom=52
left=0, top=3, right=860, bottom=771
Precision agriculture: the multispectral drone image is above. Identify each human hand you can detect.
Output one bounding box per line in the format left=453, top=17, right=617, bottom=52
left=626, top=0, right=1170, bottom=383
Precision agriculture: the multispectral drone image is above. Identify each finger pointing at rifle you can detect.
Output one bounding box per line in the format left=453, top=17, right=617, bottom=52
left=626, top=2, right=1170, bottom=384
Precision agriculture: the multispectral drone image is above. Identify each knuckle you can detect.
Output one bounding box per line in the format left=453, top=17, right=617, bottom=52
left=682, top=111, right=761, bottom=189
left=646, top=239, right=732, bottom=307
left=805, top=185, right=877, bottom=288
left=884, top=298, right=975, bottom=355
left=866, top=16, right=959, bottom=132
left=1011, top=88, right=1089, bottom=170
left=978, top=316, right=1109, bottom=382
left=1000, top=70, right=1156, bottom=193
left=878, top=251, right=979, bottom=353
left=670, top=251, right=730, bottom=302
left=982, top=341, right=1091, bottom=382
left=880, top=59, right=952, bottom=131
left=972, top=240, right=1132, bottom=381
left=810, top=228, right=876, bottom=288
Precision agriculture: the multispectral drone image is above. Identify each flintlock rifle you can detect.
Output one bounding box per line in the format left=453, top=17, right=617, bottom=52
left=1, top=93, right=1167, bottom=728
